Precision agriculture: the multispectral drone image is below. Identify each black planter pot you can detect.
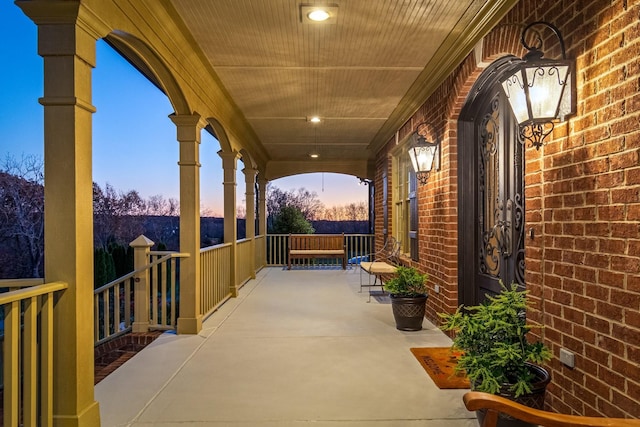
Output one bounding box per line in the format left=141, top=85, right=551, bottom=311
left=476, top=363, right=551, bottom=427
left=390, top=294, right=427, bottom=331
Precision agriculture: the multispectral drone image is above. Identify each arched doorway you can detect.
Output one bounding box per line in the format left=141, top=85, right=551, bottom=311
left=458, top=56, right=525, bottom=307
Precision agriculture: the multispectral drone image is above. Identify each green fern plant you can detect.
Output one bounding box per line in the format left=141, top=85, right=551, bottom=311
left=439, top=282, right=551, bottom=397
left=383, top=266, right=428, bottom=297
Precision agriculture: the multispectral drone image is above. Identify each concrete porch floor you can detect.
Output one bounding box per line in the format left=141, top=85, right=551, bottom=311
left=95, top=267, right=477, bottom=426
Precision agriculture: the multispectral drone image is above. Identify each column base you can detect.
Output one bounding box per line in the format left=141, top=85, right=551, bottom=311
left=53, top=400, right=100, bottom=427
left=131, top=322, right=150, bottom=333
left=177, top=315, right=203, bottom=334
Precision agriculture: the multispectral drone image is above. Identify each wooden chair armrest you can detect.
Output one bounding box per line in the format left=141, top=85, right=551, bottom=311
left=463, top=392, right=640, bottom=427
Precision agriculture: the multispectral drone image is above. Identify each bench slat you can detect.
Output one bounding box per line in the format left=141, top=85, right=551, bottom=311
left=288, top=234, right=346, bottom=270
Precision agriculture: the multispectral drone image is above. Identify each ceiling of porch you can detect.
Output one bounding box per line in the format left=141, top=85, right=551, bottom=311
left=159, top=0, right=517, bottom=178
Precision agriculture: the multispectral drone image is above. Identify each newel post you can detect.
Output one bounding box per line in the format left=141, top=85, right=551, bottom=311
left=130, top=235, right=154, bottom=333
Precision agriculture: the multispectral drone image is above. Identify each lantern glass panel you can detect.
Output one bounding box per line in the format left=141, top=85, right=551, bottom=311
left=502, top=72, right=529, bottom=125
left=524, top=64, right=570, bottom=121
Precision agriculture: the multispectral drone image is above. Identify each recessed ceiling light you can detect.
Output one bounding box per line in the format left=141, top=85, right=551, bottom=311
left=299, top=4, right=338, bottom=24
left=308, top=116, right=321, bottom=123
left=307, top=9, right=330, bottom=21
left=310, top=153, right=319, bottom=158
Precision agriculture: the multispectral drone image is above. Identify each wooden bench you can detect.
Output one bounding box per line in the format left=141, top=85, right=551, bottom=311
left=463, top=391, right=640, bottom=427
left=288, top=234, right=346, bottom=270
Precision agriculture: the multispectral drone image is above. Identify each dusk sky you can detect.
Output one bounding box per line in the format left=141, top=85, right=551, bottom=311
left=1, top=2, right=366, bottom=216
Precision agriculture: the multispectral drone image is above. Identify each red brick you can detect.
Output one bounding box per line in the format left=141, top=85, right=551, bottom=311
left=598, top=238, right=626, bottom=254
left=585, top=190, right=610, bottom=205
left=611, top=355, right=640, bottom=384
left=627, top=167, right=640, bottom=184
left=574, top=237, right=598, bottom=251
left=610, top=150, right=640, bottom=170
left=598, top=398, right=627, bottom=418
left=612, top=389, right=640, bottom=418
left=612, top=324, right=640, bottom=346
left=610, top=289, right=640, bottom=309
left=585, top=252, right=611, bottom=268
left=610, top=223, right=640, bottom=238
left=597, top=205, right=625, bottom=220
left=597, top=269, right=625, bottom=287
left=596, top=301, right=624, bottom=322
left=611, top=187, right=640, bottom=203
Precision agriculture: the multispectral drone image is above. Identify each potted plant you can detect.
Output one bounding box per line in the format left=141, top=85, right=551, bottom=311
left=384, top=266, right=428, bottom=331
left=440, top=282, right=552, bottom=427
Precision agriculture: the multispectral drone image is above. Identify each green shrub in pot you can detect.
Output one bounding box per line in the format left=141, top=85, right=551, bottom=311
left=439, top=282, right=552, bottom=398
left=383, top=266, right=428, bottom=297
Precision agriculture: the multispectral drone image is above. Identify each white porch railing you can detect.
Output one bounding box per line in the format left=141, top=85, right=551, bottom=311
left=94, top=251, right=188, bottom=344
left=265, top=234, right=374, bottom=267
left=255, top=234, right=266, bottom=270
left=0, top=279, right=68, bottom=427
left=200, top=243, right=232, bottom=318
left=237, top=238, right=253, bottom=285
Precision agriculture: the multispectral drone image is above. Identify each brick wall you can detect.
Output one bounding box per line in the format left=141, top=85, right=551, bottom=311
left=373, top=0, right=639, bottom=418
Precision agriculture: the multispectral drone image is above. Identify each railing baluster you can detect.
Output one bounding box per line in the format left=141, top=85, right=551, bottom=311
left=23, top=296, right=38, bottom=425
left=124, top=278, right=131, bottom=329
left=114, top=284, right=121, bottom=333
left=4, top=300, right=19, bottom=427
left=170, top=258, right=176, bottom=327
left=103, top=290, right=110, bottom=339
left=94, top=293, right=100, bottom=341
left=161, top=260, right=168, bottom=327
left=41, top=292, right=54, bottom=427
left=151, top=261, right=158, bottom=326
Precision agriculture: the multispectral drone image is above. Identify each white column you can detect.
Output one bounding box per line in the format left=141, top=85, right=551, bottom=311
left=219, top=150, right=240, bottom=295
left=258, top=176, right=268, bottom=236
left=243, top=167, right=257, bottom=278
left=258, top=176, right=268, bottom=266
left=17, top=1, right=107, bottom=425
left=171, top=114, right=205, bottom=334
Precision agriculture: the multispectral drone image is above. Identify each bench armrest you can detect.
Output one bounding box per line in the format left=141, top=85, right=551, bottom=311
left=463, top=392, right=640, bottom=427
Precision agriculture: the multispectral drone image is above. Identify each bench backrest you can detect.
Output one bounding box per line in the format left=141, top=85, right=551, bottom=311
left=373, top=236, right=400, bottom=264
left=289, top=234, right=345, bottom=250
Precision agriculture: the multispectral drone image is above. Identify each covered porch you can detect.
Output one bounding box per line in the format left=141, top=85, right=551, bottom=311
left=96, top=267, right=473, bottom=426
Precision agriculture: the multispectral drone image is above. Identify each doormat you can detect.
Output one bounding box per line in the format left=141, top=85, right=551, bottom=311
left=410, top=347, right=470, bottom=389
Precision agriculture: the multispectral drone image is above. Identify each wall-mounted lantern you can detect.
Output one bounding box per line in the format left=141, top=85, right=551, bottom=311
left=408, top=122, right=440, bottom=186
left=501, top=21, right=576, bottom=149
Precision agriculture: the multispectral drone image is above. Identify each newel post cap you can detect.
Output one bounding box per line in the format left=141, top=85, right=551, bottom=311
left=129, top=235, right=154, bottom=248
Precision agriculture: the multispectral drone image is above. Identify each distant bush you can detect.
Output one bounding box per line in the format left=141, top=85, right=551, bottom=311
left=269, top=206, right=314, bottom=234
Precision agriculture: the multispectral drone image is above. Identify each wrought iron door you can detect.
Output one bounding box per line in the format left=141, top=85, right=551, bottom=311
left=476, top=90, right=525, bottom=299
left=458, top=57, right=525, bottom=306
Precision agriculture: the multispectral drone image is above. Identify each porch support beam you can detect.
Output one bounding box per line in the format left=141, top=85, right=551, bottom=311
left=258, top=176, right=268, bottom=263
left=243, top=166, right=257, bottom=278
left=16, top=1, right=107, bottom=425
left=219, top=150, right=240, bottom=296
left=171, top=113, right=205, bottom=335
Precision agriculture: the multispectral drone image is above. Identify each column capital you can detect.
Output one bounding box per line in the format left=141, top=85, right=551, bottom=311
left=169, top=113, right=206, bottom=128
left=17, top=0, right=111, bottom=42
left=170, top=113, right=206, bottom=143
left=218, top=149, right=241, bottom=161
left=218, top=150, right=241, bottom=174
left=243, top=167, right=258, bottom=183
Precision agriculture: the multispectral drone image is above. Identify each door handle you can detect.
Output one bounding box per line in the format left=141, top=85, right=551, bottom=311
left=500, top=199, right=512, bottom=258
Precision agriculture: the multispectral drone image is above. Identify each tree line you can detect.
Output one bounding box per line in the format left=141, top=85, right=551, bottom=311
left=1, top=154, right=368, bottom=280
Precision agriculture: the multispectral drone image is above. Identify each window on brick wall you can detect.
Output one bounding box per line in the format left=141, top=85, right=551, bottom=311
left=392, top=150, right=418, bottom=261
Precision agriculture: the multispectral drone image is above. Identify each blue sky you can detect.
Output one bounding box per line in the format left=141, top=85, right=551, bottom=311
left=1, top=2, right=366, bottom=216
